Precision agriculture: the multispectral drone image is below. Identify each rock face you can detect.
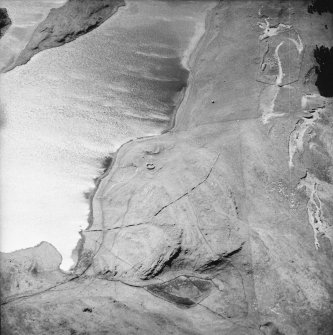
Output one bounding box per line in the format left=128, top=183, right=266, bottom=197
left=0, top=8, right=11, bottom=38
left=1, top=1, right=333, bottom=334
left=4, top=0, right=125, bottom=72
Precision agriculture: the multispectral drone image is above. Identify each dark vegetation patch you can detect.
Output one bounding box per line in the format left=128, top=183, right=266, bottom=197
left=147, top=285, right=196, bottom=308
left=101, top=155, right=113, bottom=173
left=83, top=189, right=93, bottom=200
left=0, top=8, right=10, bottom=29
left=83, top=156, right=113, bottom=202
left=146, top=276, right=212, bottom=308
left=313, top=45, right=333, bottom=97
left=308, top=0, right=333, bottom=14
left=30, top=266, right=39, bottom=276
left=260, top=322, right=285, bottom=335
left=82, top=307, right=92, bottom=313
left=75, top=250, right=94, bottom=272
left=0, top=8, right=11, bottom=37
left=189, top=278, right=212, bottom=292
left=143, top=246, right=181, bottom=279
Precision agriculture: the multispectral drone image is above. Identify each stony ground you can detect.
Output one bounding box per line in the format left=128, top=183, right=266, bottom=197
left=1, top=1, right=333, bottom=334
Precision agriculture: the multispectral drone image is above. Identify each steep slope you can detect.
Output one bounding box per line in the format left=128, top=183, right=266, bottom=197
left=3, top=0, right=124, bottom=72
left=1, top=1, right=333, bottom=334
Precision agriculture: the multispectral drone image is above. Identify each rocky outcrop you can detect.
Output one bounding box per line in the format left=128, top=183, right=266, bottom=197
left=0, top=8, right=11, bottom=39
left=4, top=0, right=125, bottom=72
left=1, top=1, right=333, bottom=334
